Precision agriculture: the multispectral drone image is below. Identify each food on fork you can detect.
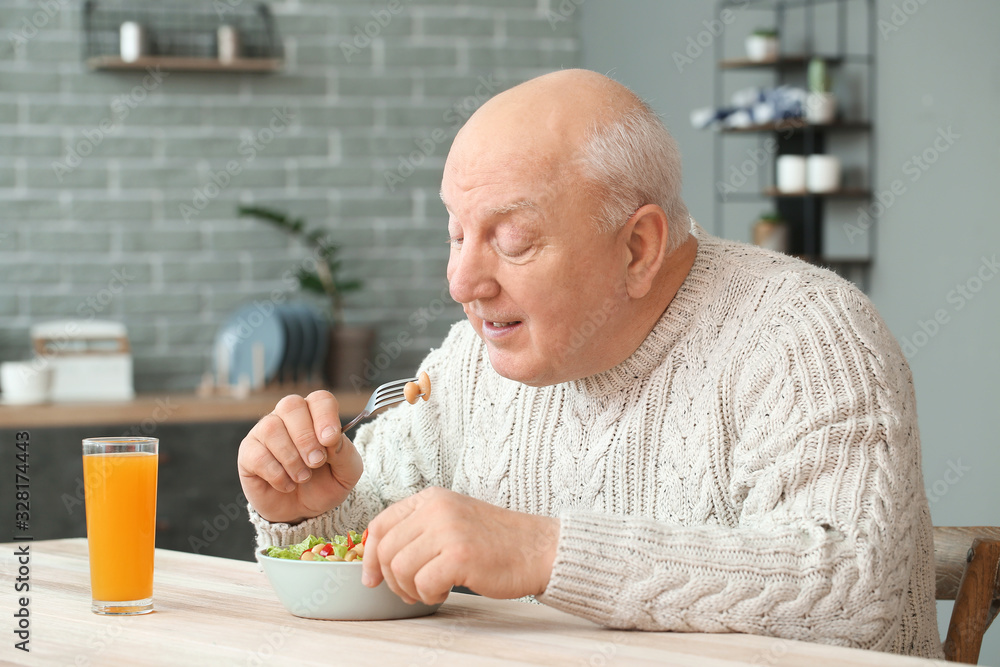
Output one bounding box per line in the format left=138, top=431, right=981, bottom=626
left=403, top=372, right=431, bottom=404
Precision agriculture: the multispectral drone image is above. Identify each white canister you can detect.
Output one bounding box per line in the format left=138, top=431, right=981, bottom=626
left=218, top=24, right=241, bottom=63
left=807, top=155, right=842, bottom=193
left=776, top=155, right=806, bottom=193
left=0, top=360, right=53, bottom=405
left=119, top=21, right=147, bottom=63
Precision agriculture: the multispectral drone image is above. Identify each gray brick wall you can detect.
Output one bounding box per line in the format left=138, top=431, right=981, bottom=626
left=0, top=0, right=580, bottom=392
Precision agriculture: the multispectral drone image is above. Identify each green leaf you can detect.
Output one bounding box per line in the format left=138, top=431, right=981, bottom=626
left=296, top=270, right=328, bottom=295
left=336, top=279, right=363, bottom=293
left=236, top=204, right=364, bottom=325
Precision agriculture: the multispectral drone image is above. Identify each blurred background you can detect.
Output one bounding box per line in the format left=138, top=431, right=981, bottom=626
left=0, top=0, right=996, bottom=660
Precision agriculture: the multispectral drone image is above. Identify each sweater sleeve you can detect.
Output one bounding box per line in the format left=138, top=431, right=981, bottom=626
left=537, top=281, right=934, bottom=653
left=250, top=321, right=472, bottom=549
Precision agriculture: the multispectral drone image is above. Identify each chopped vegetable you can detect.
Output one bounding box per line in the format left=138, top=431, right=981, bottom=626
left=264, top=532, right=367, bottom=562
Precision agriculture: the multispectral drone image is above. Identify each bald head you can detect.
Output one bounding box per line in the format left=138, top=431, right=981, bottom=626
left=450, top=70, right=645, bottom=184
left=459, top=69, right=642, bottom=152
left=444, top=69, right=690, bottom=248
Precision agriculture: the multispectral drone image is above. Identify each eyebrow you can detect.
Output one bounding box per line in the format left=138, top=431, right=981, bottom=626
left=484, top=199, right=539, bottom=217
left=439, top=191, right=542, bottom=228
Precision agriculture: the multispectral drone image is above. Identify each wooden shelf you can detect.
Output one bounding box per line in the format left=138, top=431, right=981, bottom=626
left=719, top=55, right=842, bottom=69
left=0, top=388, right=369, bottom=429
left=722, top=120, right=870, bottom=133
left=764, top=187, right=871, bottom=199
left=86, top=55, right=283, bottom=73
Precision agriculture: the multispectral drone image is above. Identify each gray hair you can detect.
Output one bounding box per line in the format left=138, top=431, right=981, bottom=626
left=579, top=103, right=691, bottom=252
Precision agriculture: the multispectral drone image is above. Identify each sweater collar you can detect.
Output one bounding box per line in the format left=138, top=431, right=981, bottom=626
left=568, top=223, right=721, bottom=398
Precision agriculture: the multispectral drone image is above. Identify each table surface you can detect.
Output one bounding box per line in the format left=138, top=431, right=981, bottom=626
left=0, top=388, right=370, bottom=429
left=1, top=539, right=941, bottom=666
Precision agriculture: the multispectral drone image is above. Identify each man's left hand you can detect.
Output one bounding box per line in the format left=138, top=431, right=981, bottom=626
left=361, top=487, right=560, bottom=605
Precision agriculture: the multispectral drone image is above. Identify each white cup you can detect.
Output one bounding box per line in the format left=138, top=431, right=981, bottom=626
left=0, top=360, right=53, bottom=405
left=776, top=155, right=806, bottom=193
left=807, top=155, right=841, bottom=193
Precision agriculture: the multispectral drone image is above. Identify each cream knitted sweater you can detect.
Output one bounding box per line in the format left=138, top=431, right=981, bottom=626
left=251, top=228, right=943, bottom=658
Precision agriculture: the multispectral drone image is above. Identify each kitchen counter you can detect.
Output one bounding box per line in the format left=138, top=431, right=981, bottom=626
left=0, top=388, right=370, bottom=429
left=0, top=389, right=373, bottom=561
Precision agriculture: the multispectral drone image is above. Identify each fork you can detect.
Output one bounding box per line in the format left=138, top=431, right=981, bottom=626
left=341, top=377, right=418, bottom=432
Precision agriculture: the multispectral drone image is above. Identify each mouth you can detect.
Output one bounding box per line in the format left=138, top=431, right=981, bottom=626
left=480, top=319, right=524, bottom=337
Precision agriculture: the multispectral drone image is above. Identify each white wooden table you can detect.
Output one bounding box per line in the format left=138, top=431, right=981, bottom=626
left=0, top=539, right=943, bottom=666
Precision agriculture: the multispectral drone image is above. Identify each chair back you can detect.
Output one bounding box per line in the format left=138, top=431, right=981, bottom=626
left=933, top=526, right=1000, bottom=663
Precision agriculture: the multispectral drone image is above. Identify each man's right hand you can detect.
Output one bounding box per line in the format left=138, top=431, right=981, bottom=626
left=237, top=390, right=363, bottom=524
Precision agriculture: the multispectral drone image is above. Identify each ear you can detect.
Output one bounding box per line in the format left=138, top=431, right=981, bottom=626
left=621, top=204, right=669, bottom=299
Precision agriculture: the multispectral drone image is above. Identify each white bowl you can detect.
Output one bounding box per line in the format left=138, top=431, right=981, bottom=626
left=257, top=548, right=444, bottom=621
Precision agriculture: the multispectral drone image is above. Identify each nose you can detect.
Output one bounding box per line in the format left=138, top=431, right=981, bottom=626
left=447, top=242, right=500, bottom=305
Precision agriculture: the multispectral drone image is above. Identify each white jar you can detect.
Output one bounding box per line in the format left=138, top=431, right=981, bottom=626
left=807, top=155, right=842, bottom=193
left=218, top=24, right=241, bottom=63
left=119, top=21, right=147, bottom=63
left=776, top=155, right=806, bottom=193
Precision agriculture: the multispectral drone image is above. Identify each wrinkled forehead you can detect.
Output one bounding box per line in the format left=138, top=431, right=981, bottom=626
left=441, top=131, right=588, bottom=217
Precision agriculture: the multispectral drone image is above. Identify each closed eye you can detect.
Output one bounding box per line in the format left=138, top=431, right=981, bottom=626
left=495, top=243, right=530, bottom=259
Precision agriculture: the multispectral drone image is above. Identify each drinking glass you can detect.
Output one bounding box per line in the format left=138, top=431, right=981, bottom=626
left=83, top=437, right=158, bottom=615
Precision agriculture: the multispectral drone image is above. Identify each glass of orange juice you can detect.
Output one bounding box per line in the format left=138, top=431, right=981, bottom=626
left=82, top=437, right=158, bottom=615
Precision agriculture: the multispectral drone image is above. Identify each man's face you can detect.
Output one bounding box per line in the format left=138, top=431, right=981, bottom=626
left=442, top=152, right=630, bottom=386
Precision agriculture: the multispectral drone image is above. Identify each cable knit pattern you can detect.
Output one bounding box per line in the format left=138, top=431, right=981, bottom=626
left=250, top=226, right=942, bottom=659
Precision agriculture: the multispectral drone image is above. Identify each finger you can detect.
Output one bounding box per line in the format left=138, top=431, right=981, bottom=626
left=412, top=554, right=458, bottom=606
left=380, top=534, right=445, bottom=604
left=237, top=432, right=296, bottom=493
left=380, top=560, right=417, bottom=605
left=362, top=494, right=423, bottom=591
left=293, top=443, right=363, bottom=517
left=272, top=394, right=327, bottom=471
left=254, top=412, right=313, bottom=484
left=304, top=390, right=344, bottom=456
left=325, top=433, right=364, bottom=490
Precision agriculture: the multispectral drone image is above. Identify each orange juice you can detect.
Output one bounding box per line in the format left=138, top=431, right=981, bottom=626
left=83, top=451, right=158, bottom=603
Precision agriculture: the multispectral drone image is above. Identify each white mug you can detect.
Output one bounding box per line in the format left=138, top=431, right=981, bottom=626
left=0, top=360, right=53, bottom=405
left=807, top=155, right=841, bottom=193
left=776, top=155, right=806, bottom=193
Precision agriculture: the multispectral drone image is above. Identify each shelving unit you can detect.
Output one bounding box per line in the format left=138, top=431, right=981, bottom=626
left=85, top=55, right=283, bottom=73
left=713, top=0, right=875, bottom=289
left=82, top=1, right=284, bottom=73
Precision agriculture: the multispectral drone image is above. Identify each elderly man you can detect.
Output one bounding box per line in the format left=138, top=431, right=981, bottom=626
left=238, top=69, right=942, bottom=658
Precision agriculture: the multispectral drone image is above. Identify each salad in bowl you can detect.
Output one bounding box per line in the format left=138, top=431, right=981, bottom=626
left=258, top=533, right=444, bottom=621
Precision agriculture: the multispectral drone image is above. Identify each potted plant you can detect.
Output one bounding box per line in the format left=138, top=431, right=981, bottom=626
left=745, top=28, right=778, bottom=62
left=805, top=57, right=836, bottom=124
left=237, top=205, right=374, bottom=388
left=752, top=211, right=789, bottom=253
